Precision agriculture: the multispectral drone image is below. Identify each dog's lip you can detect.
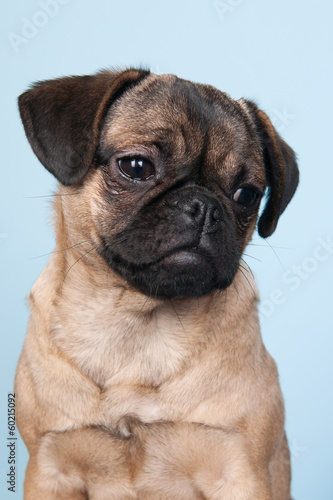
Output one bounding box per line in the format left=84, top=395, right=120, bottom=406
left=103, top=242, right=216, bottom=274
left=157, top=249, right=204, bottom=266
left=145, top=247, right=211, bottom=271
left=106, top=245, right=206, bottom=271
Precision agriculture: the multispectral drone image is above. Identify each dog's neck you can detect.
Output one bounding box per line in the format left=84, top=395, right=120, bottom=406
left=28, top=199, right=259, bottom=388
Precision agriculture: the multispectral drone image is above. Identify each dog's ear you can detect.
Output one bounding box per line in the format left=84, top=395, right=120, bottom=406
left=18, top=68, right=150, bottom=186
left=239, top=99, right=299, bottom=238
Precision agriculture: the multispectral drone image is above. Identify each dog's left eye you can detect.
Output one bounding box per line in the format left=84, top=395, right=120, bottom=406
left=118, top=158, right=155, bottom=181
left=233, top=187, right=258, bottom=207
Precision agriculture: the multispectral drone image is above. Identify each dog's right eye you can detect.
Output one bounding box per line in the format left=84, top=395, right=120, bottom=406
left=118, top=158, right=155, bottom=181
left=233, top=187, right=259, bottom=207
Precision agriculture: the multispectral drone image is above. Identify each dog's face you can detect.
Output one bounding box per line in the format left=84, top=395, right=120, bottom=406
left=96, top=75, right=266, bottom=298
left=18, top=69, right=298, bottom=298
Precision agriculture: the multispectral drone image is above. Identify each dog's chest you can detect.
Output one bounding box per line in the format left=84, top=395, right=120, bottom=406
left=53, top=303, right=204, bottom=388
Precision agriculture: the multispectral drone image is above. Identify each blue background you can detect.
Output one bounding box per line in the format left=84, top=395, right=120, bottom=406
left=1, top=0, right=332, bottom=498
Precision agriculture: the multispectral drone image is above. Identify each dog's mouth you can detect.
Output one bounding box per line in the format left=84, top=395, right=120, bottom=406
left=154, top=248, right=206, bottom=266
left=112, top=244, right=207, bottom=270
left=101, top=241, right=239, bottom=299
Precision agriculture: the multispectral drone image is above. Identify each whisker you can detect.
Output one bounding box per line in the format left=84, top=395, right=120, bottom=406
left=24, top=192, right=80, bottom=199
left=240, top=259, right=255, bottom=280
left=179, top=300, right=195, bottom=319
left=248, top=242, right=292, bottom=250
left=209, top=289, right=224, bottom=331
left=222, top=288, right=228, bottom=318
left=63, top=246, right=97, bottom=282
left=138, top=296, right=152, bottom=314
left=242, top=253, right=261, bottom=262
left=169, top=298, right=191, bottom=344
left=238, top=263, right=256, bottom=297
left=130, top=295, right=153, bottom=328
left=260, top=238, right=286, bottom=271
left=30, top=240, right=92, bottom=260
left=232, top=278, right=245, bottom=307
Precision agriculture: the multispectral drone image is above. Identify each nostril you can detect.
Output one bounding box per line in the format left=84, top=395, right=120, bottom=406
left=203, top=204, right=222, bottom=234
left=186, top=201, right=203, bottom=218
left=212, top=208, right=220, bottom=222
left=174, top=193, right=223, bottom=228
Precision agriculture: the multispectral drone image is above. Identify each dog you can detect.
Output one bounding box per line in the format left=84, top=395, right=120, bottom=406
left=16, top=68, right=299, bottom=499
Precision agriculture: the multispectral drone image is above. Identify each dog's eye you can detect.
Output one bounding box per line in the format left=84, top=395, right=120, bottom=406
left=118, top=158, right=154, bottom=181
left=233, top=187, right=258, bottom=207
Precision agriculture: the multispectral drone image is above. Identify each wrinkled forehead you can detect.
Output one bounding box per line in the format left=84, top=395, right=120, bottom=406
left=100, top=73, right=263, bottom=171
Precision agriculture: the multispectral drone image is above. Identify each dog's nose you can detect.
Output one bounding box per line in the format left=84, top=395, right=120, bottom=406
left=182, top=196, right=222, bottom=234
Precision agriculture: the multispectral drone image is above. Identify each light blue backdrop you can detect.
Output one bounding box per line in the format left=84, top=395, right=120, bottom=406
left=1, top=0, right=332, bottom=498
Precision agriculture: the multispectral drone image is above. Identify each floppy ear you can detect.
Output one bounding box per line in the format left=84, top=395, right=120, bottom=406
left=239, top=100, right=299, bottom=238
left=18, top=68, right=150, bottom=186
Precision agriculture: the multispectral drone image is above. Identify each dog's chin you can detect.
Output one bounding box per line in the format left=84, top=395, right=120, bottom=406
left=105, top=248, right=237, bottom=299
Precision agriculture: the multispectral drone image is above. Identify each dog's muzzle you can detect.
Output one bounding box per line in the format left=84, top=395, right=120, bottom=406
left=101, top=186, right=240, bottom=298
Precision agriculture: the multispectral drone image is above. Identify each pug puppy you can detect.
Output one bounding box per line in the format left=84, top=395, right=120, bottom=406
left=15, top=68, right=299, bottom=499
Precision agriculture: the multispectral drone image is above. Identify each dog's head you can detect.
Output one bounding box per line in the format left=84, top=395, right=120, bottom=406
left=19, top=69, right=298, bottom=298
